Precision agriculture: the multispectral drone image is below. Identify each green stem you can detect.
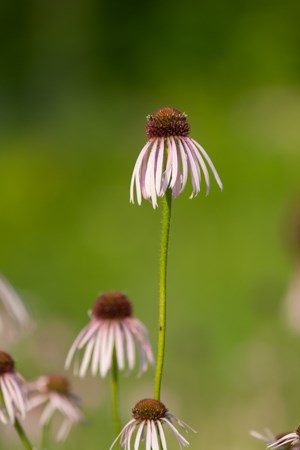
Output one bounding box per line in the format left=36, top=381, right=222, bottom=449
left=14, top=418, right=33, bottom=450
left=40, top=421, right=50, bottom=450
left=154, top=189, right=172, bottom=400
left=111, top=349, right=121, bottom=441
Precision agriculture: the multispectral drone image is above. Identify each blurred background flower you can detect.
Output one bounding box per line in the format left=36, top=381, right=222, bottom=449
left=0, top=0, right=300, bottom=448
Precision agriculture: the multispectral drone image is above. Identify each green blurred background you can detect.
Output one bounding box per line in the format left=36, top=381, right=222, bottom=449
left=1, top=0, right=300, bottom=448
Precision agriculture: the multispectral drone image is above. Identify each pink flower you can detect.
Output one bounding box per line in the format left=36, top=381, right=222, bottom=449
left=26, top=374, right=84, bottom=442
left=0, top=351, right=26, bottom=424
left=65, top=292, right=154, bottom=378
left=109, top=398, right=196, bottom=449
left=250, top=428, right=300, bottom=450
left=130, top=107, right=223, bottom=208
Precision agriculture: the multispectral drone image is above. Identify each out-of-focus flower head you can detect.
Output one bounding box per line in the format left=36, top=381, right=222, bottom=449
left=25, top=374, right=84, bottom=442
left=65, top=291, right=154, bottom=378
left=251, top=427, right=300, bottom=450
left=0, top=350, right=26, bottom=424
left=130, top=107, right=223, bottom=208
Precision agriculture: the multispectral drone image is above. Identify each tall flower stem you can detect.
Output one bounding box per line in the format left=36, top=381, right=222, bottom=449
left=111, top=349, right=121, bottom=442
left=40, top=421, right=50, bottom=450
left=14, top=418, right=33, bottom=450
left=154, top=188, right=172, bottom=400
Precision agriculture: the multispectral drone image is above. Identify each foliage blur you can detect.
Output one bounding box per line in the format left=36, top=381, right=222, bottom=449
left=1, top=0, right=300, bottom=448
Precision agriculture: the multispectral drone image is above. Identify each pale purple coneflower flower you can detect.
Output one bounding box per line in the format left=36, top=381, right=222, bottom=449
left=251, top=427, right=300, bottom=450
left=130, top=107, right=223, bottom=208
left=0, top=274, right=30, bottom=335
left=25, top=374, right=84, bottom=442
left=0, top=351, right=26, bottom=424
left=110, top=398, right=196, bottom=450
left=65, top=291, right=154, bottom=378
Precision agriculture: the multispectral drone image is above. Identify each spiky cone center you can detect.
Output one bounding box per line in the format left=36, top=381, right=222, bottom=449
left=0, top=351, right=15, bottom=375
left=46, top=375, right=70, bottom=395
left=296, top=426, right=300, bottom=438
left=92, top=291, right=132, bottom=320
left=132, top=399, right=168, bottom=422
left=146, top=107, right=190, bottom=139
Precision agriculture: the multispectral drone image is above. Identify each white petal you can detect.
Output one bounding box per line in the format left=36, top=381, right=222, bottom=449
left=178, top=139, right=188, bottom=194
left=157, top=421, right=167, bottom=450
left=109, top=420, right=136, bottom=450
left=155, top=138, right=165, bottom=195
left=130, top=140, right=153, bottom=204
left=57, top=419, right=72, bottom=442
left=186, top=138, right=210, bottom=195
left=115, top=323, right=125, bottom=370
left=182, top=140, right=200, bottom=198
left=1, top=378, right=14, bottom=423
left=6, top=375, right=26, bottom=418
left=190, top=138, right=223, bottom=190
left=145, top=140, right=158, bottom=208
left=162, top=418, right=190, bottom=447
left=135, top=422, right=145, bottom=450
left=79, top=335, right=96, bottom=377
left=100, top=322, right=115, bottom=377
left=170, top=137, right=179, bottom=189
left=91, top=327, right=103, bottom=376
left=151, top=421, right=160, bottom=450
left=161, top=139, right=173, bottom=194
left=146, top=421, right=152, bottom=450
left=65, top=324, right=91, bottom=369
left=122, top=323, right=136, bottom=372
left=40, top=401, right=55, bottom=426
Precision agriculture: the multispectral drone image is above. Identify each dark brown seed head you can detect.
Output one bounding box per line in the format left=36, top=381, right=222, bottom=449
left=0, top=351, right=15, bottom=375
left=92, top=292, right=132, bottom=320
left=46, top=375, right=70, bottom=395
left=132, top=399, right=168, bottom=421
left=146, top=107, right=190, bottom=139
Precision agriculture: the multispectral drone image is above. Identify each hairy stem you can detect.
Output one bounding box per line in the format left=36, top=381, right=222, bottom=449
left=154, top=189, right=172, bottom=400
left=111, top=349, right=121, bottom=443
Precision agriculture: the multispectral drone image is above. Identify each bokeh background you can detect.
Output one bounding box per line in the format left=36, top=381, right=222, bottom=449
left=1, top=0, right=300, bottom=448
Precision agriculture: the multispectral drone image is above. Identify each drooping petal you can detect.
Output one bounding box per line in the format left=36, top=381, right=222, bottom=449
left=79, top=335, right=96, bottom=377
left=155, top=138, right=165, bottom=195
left=185, top=138, right=210, bottom=195
left=145, top=139, right=159, bottom=208
left=115, top=322, right=125, bottom=370
left=157, top=420, right=168, bottom=450
left=146, top=420, right=152, bottom=450
left=135, top=421, right=145, bottom=450
left=190, top=138, right=223, bottom=191
left=130, top=140, right=153, bottom=204
left=151, top=420, right=160, bottom=450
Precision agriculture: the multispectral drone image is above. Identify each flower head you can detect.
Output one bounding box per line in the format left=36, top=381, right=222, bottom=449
left=130, top=107, right=223, bottom=208
left=110, top=398, right=196, bottom=449
left=0, top=351, right=26, bottom=424
left=65, top=291, right=154, bottom=378
left=0, top=274, right=30, bottom=338
left=251, top=427, right=300, bottom=450
left=26, top=374, right=84, bottom=442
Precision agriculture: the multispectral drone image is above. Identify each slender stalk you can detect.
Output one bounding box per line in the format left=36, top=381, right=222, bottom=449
left=14, top=418, right=33, bottom=450
left=111, top=349, right=121, bottom=441
left=40, top=421, right=50, bottom=450
left=154, top=189, right=172, bottom=400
